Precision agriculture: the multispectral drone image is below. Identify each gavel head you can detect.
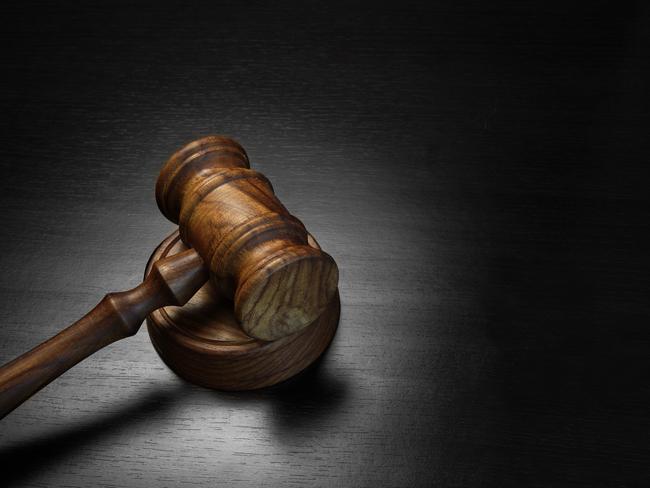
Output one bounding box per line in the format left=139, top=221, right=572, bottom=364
left=155, top=136, right=339, bottom=341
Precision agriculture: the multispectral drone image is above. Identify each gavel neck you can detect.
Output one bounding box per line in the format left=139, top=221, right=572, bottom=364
left=147, top=249, right=209, bottom=306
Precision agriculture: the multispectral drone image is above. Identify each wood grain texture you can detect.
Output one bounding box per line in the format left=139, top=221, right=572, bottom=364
left=157, top=135, right=338, bottom=340
left=0, top=129, right=340, bottom=416
left=146, top=230, right=339, bottom=390
left=0, top=249, right=208, bottom=419
left=0, top=1, right=649, bottom=487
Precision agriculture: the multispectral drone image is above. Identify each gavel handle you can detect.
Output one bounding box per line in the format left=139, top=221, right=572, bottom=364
left=0, top=249, right=208, bottom=419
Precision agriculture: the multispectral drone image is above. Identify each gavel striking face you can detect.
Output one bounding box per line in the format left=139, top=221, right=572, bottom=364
left=0, top=136, right=340, bottom=418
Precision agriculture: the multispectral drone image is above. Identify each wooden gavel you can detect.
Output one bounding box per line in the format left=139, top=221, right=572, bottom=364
left=0, top=136, right=339, bottom=419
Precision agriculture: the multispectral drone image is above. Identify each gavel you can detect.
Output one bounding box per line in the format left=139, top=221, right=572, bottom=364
left=0, top=136, right=340, bottom=419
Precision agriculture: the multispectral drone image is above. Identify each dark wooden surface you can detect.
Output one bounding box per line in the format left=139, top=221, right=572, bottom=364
left=1, top=1, right=649, bottom=486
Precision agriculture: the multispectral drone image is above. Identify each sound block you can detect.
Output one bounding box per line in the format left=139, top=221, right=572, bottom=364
left=144, top=230, right=340, bottom=390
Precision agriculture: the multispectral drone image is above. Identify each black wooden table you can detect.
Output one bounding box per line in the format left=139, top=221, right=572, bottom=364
left=1, top=2, right=649, bottom=486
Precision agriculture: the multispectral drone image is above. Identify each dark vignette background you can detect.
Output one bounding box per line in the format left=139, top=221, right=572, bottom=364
left=0, top=1, right=649, bottom=486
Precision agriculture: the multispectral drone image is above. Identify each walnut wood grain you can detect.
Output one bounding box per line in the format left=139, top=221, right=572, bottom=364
left=156, top=136, right=339, bottom=341
left=0, top=135, right=340, bottom=419
left=146, top=229, right=339, bottom=390
left=0, top=249, right=208, bottom=419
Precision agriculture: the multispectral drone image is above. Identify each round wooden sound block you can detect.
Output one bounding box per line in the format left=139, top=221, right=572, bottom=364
left=144, top=230, right=340, bottom=390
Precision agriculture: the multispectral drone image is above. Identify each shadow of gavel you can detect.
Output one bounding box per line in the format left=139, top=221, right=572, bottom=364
left=0, top=136, right=339, bottom=419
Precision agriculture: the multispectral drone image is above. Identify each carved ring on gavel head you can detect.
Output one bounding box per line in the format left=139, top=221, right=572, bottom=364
left=0, top=135, right=340, bottom=418
left=156, top=136, right=339, bottom=341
